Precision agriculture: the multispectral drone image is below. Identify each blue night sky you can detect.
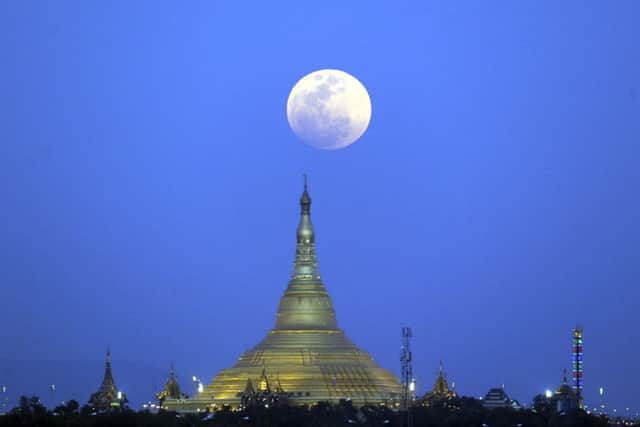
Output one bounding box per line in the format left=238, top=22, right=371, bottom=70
left=1, top=1, right=639, bottom=413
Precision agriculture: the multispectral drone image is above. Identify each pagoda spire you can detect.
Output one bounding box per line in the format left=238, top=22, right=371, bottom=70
left=156, top=361, right=185, bottom=405
left=102, top=347, right=115, bottom=388
left=88, top=348, right=126, bottom=411
left=300, top=173, right=310, bottom=214
left=292, top=175, right=319, bottom=280
left=274, top=177, right=338, bottom=330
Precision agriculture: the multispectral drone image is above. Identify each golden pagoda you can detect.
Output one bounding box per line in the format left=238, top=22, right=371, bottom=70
left=157, top=363, right=187, bottom=408
left=421, top=361, right=457, bottom=407
left=88, top=349, right=128, bottom=412
left=166, top=180, right=401, bottom=410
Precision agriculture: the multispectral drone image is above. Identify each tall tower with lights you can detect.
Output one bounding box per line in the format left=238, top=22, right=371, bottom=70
left=572, top=326, right=583, bottom=408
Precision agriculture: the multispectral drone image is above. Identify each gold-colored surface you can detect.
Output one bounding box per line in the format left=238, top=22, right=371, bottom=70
left=157, top=363, right=186, bottom=404
left=422, top=362, right=457, bottom=405
left=166, top=182, right=401, bottom=410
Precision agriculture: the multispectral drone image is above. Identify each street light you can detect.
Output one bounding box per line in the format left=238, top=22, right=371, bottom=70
left=545, top=389, right=553, bottom=399
left=1, top=385, right=6, bottom=414
left=192, top=376, right=201, bottom=395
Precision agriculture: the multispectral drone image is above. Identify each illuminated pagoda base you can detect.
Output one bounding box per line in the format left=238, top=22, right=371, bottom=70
left=165, top=180, right=401, bottom=411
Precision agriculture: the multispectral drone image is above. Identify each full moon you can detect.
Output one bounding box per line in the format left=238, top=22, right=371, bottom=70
left=286, top=69, right=372, bottom=150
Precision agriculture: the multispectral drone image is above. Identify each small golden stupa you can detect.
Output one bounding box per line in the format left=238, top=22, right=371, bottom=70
left=157, top=363, right=187, bottom=407
left=166, top=180, right=401, bottom=410
left=421, top=361, right=457, bottom=407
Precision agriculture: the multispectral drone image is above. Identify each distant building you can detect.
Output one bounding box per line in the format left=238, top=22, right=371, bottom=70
left=482, top=387, right=521, bottom=410
left=552, top=369, right=578, bottom=414
left=421, top=362, right=457, bottom=407
left=88, top=349, right=127, bottom=412
left=157, top=363, right=188, bottom=408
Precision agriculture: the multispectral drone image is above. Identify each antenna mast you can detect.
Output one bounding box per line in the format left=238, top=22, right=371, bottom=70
left=400, top=327, right=414, bottom=427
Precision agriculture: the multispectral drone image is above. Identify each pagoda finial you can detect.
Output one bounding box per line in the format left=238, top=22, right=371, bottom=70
left=300, top=173, right=311, bottom=215
left=100, top=347, right=116, bottom=389
left=562, top=368, right=568, bottom=384
left=291, top=176, right=318, bottom=281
